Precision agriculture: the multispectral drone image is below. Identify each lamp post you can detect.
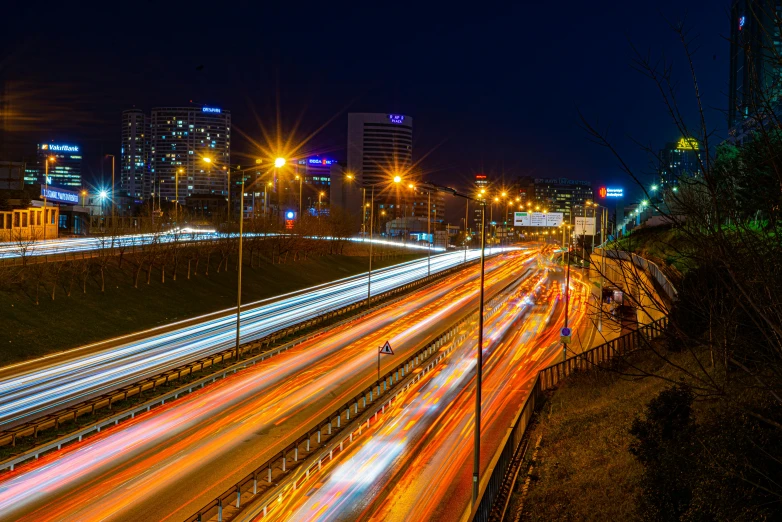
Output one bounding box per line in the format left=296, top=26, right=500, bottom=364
left=43, top=156, right=55, bottom=236
left=366, top=175, right=403, bottom=307
left=274, top=157, right=286, bottom=224
left=318, top=191, right=324, bottom=222
left=418, top=181, right=487, bottom=506
left=176, top=168, right=184, bottom=222
left=295, top=174, right=303, bottom=218
left=106, top=154, right=115, bottom=224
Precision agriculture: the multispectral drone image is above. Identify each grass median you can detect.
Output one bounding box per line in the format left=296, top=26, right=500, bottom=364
left=0, top=251, right=425, bottom=366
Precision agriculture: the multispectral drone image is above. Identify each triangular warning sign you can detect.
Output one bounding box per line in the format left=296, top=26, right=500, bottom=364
left=379, top=341, right=394, bottom=355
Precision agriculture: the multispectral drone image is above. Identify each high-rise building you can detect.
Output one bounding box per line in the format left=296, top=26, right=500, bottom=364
left=347, top=113, right=413, bottom=189
left=149, top=106, right=231, bottom=202
left=120, top=109, right=149, bottom=198
left=28, top=142, right=82, bottom=188
left=729, top=1, right=782, bottom=132
left=517, top=176, right=593, bottom=222
left=658, top=138, right=702, bottom=191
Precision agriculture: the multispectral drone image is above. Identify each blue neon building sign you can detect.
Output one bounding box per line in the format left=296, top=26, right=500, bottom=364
left=202, top=107, right=222, bottom=114
left=388, top=114, right=405, bottom=124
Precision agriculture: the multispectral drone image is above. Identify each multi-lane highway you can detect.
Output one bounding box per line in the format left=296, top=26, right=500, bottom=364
left=257, top=256, right=591, bottom=521
left=0, top=249, right=494, bottom=431
left=0, top=230, right=439, bottom=260
left=0, top=249, right=537, bottom=521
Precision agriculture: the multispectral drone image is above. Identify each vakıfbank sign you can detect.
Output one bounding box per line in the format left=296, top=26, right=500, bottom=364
left=41, top=143, right=79, bottom=153
left=514, top=211, right=563, bottom=227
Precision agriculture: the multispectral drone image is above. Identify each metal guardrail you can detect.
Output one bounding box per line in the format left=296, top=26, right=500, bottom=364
left=595, top=248, right=678, bottom=302
left=469, top=316, right=669, bottom=522
left=0, top=256, right=486, bottom=455
left=184, top=277, right=524, bottom=522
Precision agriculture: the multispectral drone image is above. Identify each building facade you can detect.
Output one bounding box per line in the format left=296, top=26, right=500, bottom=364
left=347, top=112, right=413, bottom=190
left=148, top=106, right=231, bottom=202
left=517, top=176, right=594, bottom=222
left=729, top=1, right=782, bottom=131
left=120, top=109, right=149, bottom=199
left=658, top=138, right=702, bottom=191
left=28, top=142, right=82, bottom=189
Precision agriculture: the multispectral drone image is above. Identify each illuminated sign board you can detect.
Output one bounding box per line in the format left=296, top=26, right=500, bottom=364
left=285, top=211, right=295, bottom=219
left=307, top=158, right=336, bottom=166
left=514, top=212, right=563, bottom=227
left=202, top=107, right=222, bottom=114
left=42, top=143, right=79, bottom=152
left=598, top=187, right=623, bottom=198
left=475, top=174, right=487, bottom=180
left=676, top=137, right=699, bottom=150
left=739, top=15, right=746, bottom=30
left=40, top=186, right=79, bottom=204
left=388, top=114, right=405, bottom=124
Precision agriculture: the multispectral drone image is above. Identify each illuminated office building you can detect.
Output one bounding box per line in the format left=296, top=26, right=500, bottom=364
left=29, top=142, right=82, bottom=188
left=658, top=138, right=702, bottom=190
left=120, top=109, right=149, bottom=198
left=148, top=106, right=231, bottom=201
left=347, top=112, right=413, bottom=189
left=516, top=176, right=593, bottom=222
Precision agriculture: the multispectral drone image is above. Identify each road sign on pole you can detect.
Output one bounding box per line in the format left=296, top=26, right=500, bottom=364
left=378, top=340, right=393, bottom=382
left=560, top=327, right=571, bottom=337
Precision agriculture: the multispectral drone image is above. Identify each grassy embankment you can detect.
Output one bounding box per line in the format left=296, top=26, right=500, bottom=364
left=508, top=346, right=695, bottom=521
left=0, top=250, right=425, bottom=366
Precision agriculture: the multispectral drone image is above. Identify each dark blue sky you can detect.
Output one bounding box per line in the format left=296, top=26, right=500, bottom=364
left=1, top=1, right=729, bottom=208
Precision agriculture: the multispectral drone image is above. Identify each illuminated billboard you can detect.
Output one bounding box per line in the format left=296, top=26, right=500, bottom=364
left=41, top=143, right=79, bottom=153
left=202, top=107, right=222, bottom=114
left=598, top=187, right=623, bottom=198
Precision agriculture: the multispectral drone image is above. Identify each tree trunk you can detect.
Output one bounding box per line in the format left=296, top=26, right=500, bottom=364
left=194, top=258, right=200, bottom=276
left=100, top=266, right=105, bottom=292
left=187, top=259, right=191, bottom=280
left=146, top=264, right=152, bottom=285
left=134, top=263, right=143, bottom=288
left=161, top=264, right=165, bottom=283
left=205, top=253, right=210, bottom=276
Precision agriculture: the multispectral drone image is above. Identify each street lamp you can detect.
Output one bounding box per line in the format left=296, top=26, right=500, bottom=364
left=365, top=175, right=403, bottom=308
left=318, top=191, right=325, bottom=221
left=176, top=168, right=184, bottom=222
left=43, top=156, right=55, bottom=236
left=105, top=154, right=116, bottom=224
left=418, top=180, right=487, bottom=506
left=274, top=157, right=287, bottom=224
left=295, top=175, right=303, bottom=218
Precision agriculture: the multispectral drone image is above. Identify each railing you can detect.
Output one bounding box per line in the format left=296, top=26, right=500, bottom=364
left=595, top=248, right=678, bottom=302
left=0, top=256, right=487, bottom=454
left=184, top=277, right=524, bottom=522
left=469, top=316, right=669, bottom=522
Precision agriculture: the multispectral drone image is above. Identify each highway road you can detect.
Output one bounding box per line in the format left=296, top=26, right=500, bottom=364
left=0, top=230, right=439, bottom=260
left=0, top=249, right=495, bottom=431
left=259, top=255, right=592, bottom=521
left=0, top=249, right=537, bottom=521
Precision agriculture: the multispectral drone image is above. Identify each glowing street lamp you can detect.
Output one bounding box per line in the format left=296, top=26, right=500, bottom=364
left=274, top=157, right=286, bottom=169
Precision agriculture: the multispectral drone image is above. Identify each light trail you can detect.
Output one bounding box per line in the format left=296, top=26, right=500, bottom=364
left=0, top=249, right=520, bottom=430
left=0, top=231, right=444, bottom=259
left=0, top=251, right=537, bottom=522
left=260, top=255, right=591, bottom=522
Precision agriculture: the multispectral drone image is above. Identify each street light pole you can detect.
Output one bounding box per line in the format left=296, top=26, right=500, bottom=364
left=473, top=196, right=486, bottom=504
left=427, top=190, right=431, bottom=276
left=417, top=180, right=487, bottom=506
left=106, top=154, right=115, bottom=224
left=367, top=185, right=374, bottom=308
left=235, top=177, right=245, bottom=360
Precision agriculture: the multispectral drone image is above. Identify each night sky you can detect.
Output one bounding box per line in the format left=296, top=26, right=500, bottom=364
left=1, top=1, right=729, bottom=215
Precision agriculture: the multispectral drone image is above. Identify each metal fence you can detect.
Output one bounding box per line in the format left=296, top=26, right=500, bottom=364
left=469, top=315, right=669, bottom=522
left=596, top=248, right=678, bottom=302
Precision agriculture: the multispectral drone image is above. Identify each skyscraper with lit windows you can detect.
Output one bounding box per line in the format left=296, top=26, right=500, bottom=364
left=120, top=109, right=149, bottom=198
left=148, top=106, right=231, bottom=202
left=28, top=142, right=82, bottom=188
